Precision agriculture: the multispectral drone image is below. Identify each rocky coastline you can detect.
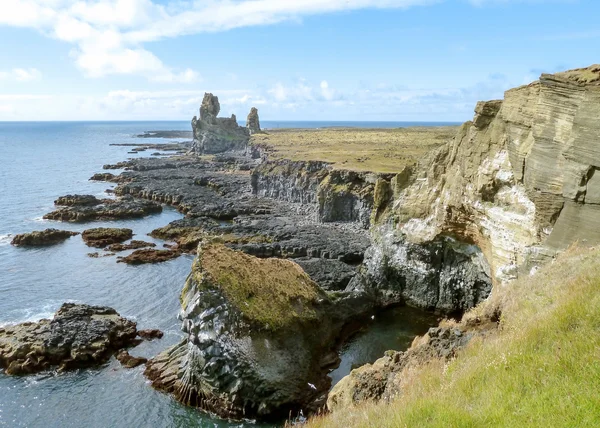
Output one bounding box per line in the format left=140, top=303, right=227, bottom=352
left=9, top=66, right=600, bottom=423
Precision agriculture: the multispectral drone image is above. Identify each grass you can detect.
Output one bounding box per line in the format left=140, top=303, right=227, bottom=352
left=555, top=64, right=600, bottom=85
left=250, top=127, right=457, bottom=174
left=307, top=245, right=600, bottom=427
left=193, top=243, right=327, bottom=331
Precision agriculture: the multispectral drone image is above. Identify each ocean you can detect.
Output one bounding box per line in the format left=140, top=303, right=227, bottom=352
left=0, top=121, right=442, bottom=427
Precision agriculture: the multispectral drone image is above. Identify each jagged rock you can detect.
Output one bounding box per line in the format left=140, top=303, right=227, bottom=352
left=11, top=229, right=79, bottom=247
left=327, top=327, right=474, bottom=411
left=116, top=248, right=181, bottom=264
left=190, top=93, right=250, bottom=154
left=106, top=240, right=156, bottom=252
left=44, top=195, right=162, bottom=222
left=82, top=228, right=133, bottom=248
left=138, top=329, right=164, bottom=340
left=0, top=303, right=139, bottom=375
left=144, top=243, right=372, bottom=420
left=116, top=350, right=147, bottom=368
left=246, top=107, right=261, bottom=134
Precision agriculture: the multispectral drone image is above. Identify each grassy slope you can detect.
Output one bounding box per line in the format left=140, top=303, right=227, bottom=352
left=307, top=246, right=600, bottom=427
left=250, top=127, right=457, bottom=174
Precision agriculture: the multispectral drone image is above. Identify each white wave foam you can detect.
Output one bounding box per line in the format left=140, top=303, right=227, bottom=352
left=0, top=300, right=77, bottom=327
left=0, top=234, right=12, bottom=246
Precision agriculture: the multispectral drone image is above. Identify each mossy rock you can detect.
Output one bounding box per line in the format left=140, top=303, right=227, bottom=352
left=188, top=243, right=329, bottom=331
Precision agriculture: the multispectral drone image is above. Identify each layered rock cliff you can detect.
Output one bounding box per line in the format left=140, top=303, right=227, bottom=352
left=372, top=64, right=600, bottom=289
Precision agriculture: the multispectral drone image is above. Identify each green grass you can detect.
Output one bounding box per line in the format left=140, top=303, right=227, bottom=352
left=191, top=243, right=327, bottom=331
left=307, top=246, right=600, bottom=427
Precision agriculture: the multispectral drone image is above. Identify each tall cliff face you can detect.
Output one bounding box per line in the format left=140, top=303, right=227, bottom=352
left=378, top=65, right=600, bottom=287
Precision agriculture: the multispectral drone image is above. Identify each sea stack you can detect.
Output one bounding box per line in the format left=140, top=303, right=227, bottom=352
left=190, top=93, right=250, bottom=154
left=246, top=107, right=261, bottom=134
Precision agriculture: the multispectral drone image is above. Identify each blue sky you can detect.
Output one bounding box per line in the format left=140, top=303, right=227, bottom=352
left=0, top=0, right=598, bottom=121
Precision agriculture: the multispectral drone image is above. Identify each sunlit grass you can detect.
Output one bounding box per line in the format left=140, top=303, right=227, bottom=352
left=307, top=246, right=600, bottom=427
left=250, top=127, right=457, bottom=174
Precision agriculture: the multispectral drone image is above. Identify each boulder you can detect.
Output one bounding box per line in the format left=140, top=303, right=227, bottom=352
left=11, top=229, right=79, bottom=247
left=0, top=303, right=139, bottom=375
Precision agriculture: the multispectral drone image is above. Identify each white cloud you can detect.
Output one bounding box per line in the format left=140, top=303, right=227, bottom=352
left=0, top=68, right=42, bottom=82
left=0, top=0, right=435, bottom=81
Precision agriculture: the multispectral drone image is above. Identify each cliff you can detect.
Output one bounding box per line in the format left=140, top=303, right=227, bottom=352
left=377, top=64, right=600, bottom=287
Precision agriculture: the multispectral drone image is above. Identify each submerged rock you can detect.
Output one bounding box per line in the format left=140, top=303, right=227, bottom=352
left=116, top=350, right=147, bottom=368
left=116, top=248, right=181, bottom=264
left=44, top=195, right=162, bottom=222
left=11, top=229, right=79, bottom=247
left=106, top=240, right=156, bottom=252
left=190, top=93, right=250, bottom=154
left=144, top=242, right=370, bottom=420
left=82, top=227, right=133, bottom=248
left=138, top=329, right=164, bottom=340
left=0, top=303, right=139, bottom=375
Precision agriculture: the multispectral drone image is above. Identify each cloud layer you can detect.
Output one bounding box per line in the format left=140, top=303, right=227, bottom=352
left=1, top=0, right=435, bottom=81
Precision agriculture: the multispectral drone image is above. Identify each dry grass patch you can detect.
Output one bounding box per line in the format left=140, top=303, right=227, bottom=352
left=251, top=127, right=457, bottom=174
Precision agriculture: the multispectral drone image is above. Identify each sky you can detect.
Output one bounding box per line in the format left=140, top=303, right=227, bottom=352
left=0, top=0, right=598, bottom=122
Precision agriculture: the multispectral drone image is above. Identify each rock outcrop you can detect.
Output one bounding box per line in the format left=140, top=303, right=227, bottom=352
left=82, top=227, right=133, bottom=248
left=190, top=93, right=250, bottom=154
left=144, top=242, right=372, bottom=420
left=11, top=229, right=79, bottom=246
left=0, top=303, right=139, bottom=375
left=44, top=194, right=162, bottom=222
left=246, top=107, right=261, bottom=134
left=116, top=248, right=181, bottom=265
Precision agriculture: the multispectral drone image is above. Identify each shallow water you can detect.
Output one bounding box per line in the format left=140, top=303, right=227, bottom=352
left=0, top=121, right=438, bottom=427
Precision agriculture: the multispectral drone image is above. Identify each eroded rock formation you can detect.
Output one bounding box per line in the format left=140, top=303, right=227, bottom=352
left=190, top=93, right=250, bottom=154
